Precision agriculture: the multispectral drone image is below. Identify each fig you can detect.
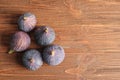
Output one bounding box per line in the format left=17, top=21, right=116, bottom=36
left=42, top=44, right=65, bottom=66
left=22, top=49, right=43, bottom=71
left=34, top=26, right=55, bottom=46
left=8, top=31, right=31, bottom=54
left=18, top=12, right=37, bottom=32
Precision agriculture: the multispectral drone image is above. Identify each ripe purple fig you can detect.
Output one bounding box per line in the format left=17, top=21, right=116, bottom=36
left=34, top=26, right=55, bottom=46
left=8, top=31, right=31, bottom=54
left=22, top=49, right=43, bottom=71
left=42, top=44, right=65, bottom=66
left=18, top=12, right=37, bottom=32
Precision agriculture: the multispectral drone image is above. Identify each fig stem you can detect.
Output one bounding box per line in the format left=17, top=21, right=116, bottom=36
left=30, top=59, right=34, bottom=63
left=8, top=50, right=14, bottom=54
left=23, top=17, right=27, bottom=20
left=51, top=51, right=55, bottom=56
left=45, top=28, right=48, bottom=33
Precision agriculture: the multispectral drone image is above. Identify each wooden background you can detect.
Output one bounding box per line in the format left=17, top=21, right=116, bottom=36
left=0, top=0, right=120, bottom=80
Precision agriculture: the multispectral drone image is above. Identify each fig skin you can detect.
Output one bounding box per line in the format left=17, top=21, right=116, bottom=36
left=34, top=26, right=55, bottom=46
left=42, top=44, right=65, bottom=66
left=18, top=12, right=37, bottom=32
left=8, top=31, right=31, bottom=54
left=22, top=49, right=43, bottom=71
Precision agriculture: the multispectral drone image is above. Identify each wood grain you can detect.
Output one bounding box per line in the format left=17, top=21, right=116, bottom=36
left=0, top=0, right=120, bottom=80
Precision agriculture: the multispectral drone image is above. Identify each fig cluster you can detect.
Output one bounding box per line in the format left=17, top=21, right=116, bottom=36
left=8, top=12, right=65, bottom=71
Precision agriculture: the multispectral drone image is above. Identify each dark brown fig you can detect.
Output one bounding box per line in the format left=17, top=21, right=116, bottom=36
left=42, top=44, right=65, bottom=66
left=18, top=12, right=37, bottom=32
left=8, top=31, right=31, bottom=54
left=34, top=26, right=55, bottom=46
left=22, top=49, right=43, bottom=71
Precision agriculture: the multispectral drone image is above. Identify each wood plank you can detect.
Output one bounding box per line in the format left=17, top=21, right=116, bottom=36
left=0, top=0, right=30, bottom=5
left=0, top=0, right=120, bottom=80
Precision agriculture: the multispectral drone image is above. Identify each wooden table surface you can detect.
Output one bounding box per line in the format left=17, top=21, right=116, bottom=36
left=0, top=0, right=120, bottom=80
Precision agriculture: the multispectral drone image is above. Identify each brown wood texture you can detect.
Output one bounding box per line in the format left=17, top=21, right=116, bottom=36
left=0, top=0, right=120, bottom=80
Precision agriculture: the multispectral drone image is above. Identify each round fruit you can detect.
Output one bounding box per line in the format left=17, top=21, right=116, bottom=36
left=22, top=49, right=43, bottom=71
left=18, top=12, right=37, bottom=32
left=8, top=31, right=31, bottom=54
left=42, top=44, right=65, bottom=66
left=34, top=26, right=55, bottom=46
